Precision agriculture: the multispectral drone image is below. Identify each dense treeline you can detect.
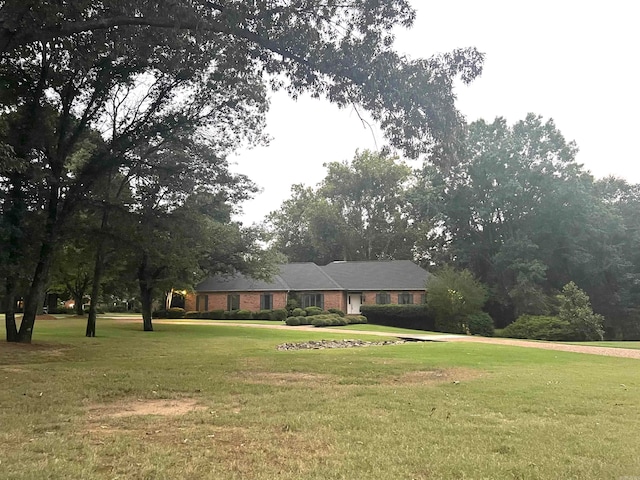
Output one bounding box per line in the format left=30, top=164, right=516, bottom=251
left=268, top=117, right=640, bottom=339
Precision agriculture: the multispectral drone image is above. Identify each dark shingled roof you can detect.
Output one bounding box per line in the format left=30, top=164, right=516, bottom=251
left=194, top=272, right=288, bottom=292
left=278, top=262, right=343, bottom=291
left=320, top=260, right=432, bottom=291
left=195, top=263, right=343, bottom=292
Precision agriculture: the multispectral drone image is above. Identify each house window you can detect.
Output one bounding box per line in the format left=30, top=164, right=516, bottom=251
left=260, top=293, right=273, bottom=310
left=227, top=294, right=240, bottom=311
left=398, top=293, right=414, bottom=305
left=196, top=295, right=209, bottom=312
left=376, top=292, right=391, bottom=304
left=300, top=293, right=324, bottom=310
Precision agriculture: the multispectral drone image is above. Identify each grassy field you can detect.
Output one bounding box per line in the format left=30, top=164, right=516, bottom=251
left=1, top=317, right=639, bottom=479
left=573, top=341, right=640, bottom=350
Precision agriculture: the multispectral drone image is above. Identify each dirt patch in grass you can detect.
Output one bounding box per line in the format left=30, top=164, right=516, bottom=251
left=0, top=342, right=73, bottom=365
left=88, top=398, right=204, bottom=419
left=386, top=368, right=482, bottom=385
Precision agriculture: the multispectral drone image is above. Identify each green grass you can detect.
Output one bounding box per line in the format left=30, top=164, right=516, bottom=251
left=572, top=341, right=640, bottom=350
left=1, top=317, right=640, bottom=479
left=332, top=323, right=445, bottom=334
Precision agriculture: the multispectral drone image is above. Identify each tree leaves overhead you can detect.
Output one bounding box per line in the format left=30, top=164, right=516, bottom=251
left=268, top=150, right=415, bottom=264
left=0, top=0, right=483, bottom=159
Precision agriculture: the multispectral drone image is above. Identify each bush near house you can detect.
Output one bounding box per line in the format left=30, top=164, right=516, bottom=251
left=199, top=310, right=225, bottom=320
left=500, top=315, right=571, bottom=341
left=305, top=306, right=324, bottom=316
left=254, top=310, right=272, bottom=320
left=166, top=307, right=186, bottom=319
left=360, top=305, right=434, bottom=331
left=285, top=314, right=367, bottom=327
left=328, top=308, right=346, bottom=317
left=467, top=312, right=495, bottom=336
left=291, top=308, right=306, bottom=317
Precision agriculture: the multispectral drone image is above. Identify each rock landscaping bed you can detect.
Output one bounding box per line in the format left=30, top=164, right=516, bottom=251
left=276, top=339, right=406, bottom=351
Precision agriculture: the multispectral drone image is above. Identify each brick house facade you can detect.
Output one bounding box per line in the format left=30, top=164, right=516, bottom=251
left=186, top=261, right=432, bottom=315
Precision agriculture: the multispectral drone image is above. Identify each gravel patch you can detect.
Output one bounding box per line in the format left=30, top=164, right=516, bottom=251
left=276, top=339, right=406, bottom=351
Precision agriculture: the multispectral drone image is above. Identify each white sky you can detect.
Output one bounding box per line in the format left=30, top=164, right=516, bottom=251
left=232, top=0, right=640, bottom=225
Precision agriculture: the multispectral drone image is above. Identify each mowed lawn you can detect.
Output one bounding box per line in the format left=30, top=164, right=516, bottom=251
left=1, top=318, right=639, bottom=479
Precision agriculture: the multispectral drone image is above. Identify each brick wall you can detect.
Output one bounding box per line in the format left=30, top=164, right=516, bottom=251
left=185, top=292, right=287, bottom=312
left=186, top=289, right=423, bottom=313
left=361, top=290, right=425, bottom=305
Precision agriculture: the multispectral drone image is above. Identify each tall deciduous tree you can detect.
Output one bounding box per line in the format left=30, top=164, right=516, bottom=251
left=414, top=114, right=625, bottom=327
left=269, top=150, right=415, bottom=263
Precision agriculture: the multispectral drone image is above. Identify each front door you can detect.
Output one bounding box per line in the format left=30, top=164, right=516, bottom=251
left=347, top=294, right=361, bottom=314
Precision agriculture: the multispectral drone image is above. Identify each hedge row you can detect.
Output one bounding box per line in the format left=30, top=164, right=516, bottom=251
left=499, top=315, right=571, bottom=341
left=285, top=314, right=367, bottom=327
left=289, top=307, right=345, bottom=317
left=360, top=304, right=435, bottom=331
left=153, top=308, right=287, bottom=321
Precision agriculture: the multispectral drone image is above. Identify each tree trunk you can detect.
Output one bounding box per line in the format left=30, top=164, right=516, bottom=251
left=74, top=292, right=84, bottom=316
left=4, top=278, right=18, bottom=342
left=86, top=240, right=106, bottom=338
left=17, top=170, right=61, bottom=343
left=18, top=260, right=51, bottom=343
left=140, top=284, right=154, bottom=332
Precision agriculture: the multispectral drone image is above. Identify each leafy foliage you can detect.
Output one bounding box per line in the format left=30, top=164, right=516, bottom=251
left=501, top=315, right=571, bottom=341
left=426, top=266, right=488, bottom=333
left=557, top=282, right=605, bottom=341
left=268, top=150, right=416, bottom=263
left=467, top=312, right=494, bottom=337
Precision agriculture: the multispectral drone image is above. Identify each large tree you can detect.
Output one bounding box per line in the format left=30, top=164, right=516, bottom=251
left=413, top=114, right=625, bottom=327
left=1, top=1, right=483, bottom=342
left=269, top=150, right=415, bottom=263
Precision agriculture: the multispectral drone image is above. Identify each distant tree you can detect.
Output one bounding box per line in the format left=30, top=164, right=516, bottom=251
left=557, top=282, right=604, bottom=341
left=413, top=114, right=624, bottom=327
left=269, top=150, right=415, bottom=263
left=426, top=266, right=488, bottom=334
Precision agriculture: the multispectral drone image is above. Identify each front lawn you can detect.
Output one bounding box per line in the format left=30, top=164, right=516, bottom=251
left=1, top=317, right=639, bottom=479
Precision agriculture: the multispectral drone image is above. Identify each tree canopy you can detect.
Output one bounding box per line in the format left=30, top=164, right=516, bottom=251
left=1, top=1, right=484, bottom=342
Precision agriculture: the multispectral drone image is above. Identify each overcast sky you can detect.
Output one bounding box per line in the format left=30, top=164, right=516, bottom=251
left=232, top=0, right=639, bottom=225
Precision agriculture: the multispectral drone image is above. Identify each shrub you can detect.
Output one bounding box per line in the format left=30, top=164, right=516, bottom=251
left=285, top=298, right=299, bottom=314
left=200, top=309, right=225, bottom=320
left=427, top=266, right=488, bottom=333
left=166, top=307, right=185, bottom=319
left=285, top=317, right=301, bottom=326
left=328, top=308, right=345, bottom=317
left=305, top=306, right=323, bottom=316
left=184, top=311, right=200, bottom=319
left=223, top=310, right=233, bottom=320
left=152, top=309, right=168, bottom=318
left=232, top=309, right=253, bottom=320
left=271, top=309, right=288, bottom=321
left=254, top=310, right=272, bottom=320
left=502, top=315, right=571, bottom=341
left=309, top=314, right=347, bottom=327
left=557, top=282, right=604, bottom=341
left=346, top=315, right=367, bottom=325
left=360, top=304, right=433, bottom=331
left=291, top=308, right=306, bottom=317
left=466, top=312, right=494, bottom=336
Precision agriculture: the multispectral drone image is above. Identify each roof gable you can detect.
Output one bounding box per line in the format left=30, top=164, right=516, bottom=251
left=321, top=260, right=431, bottom=291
